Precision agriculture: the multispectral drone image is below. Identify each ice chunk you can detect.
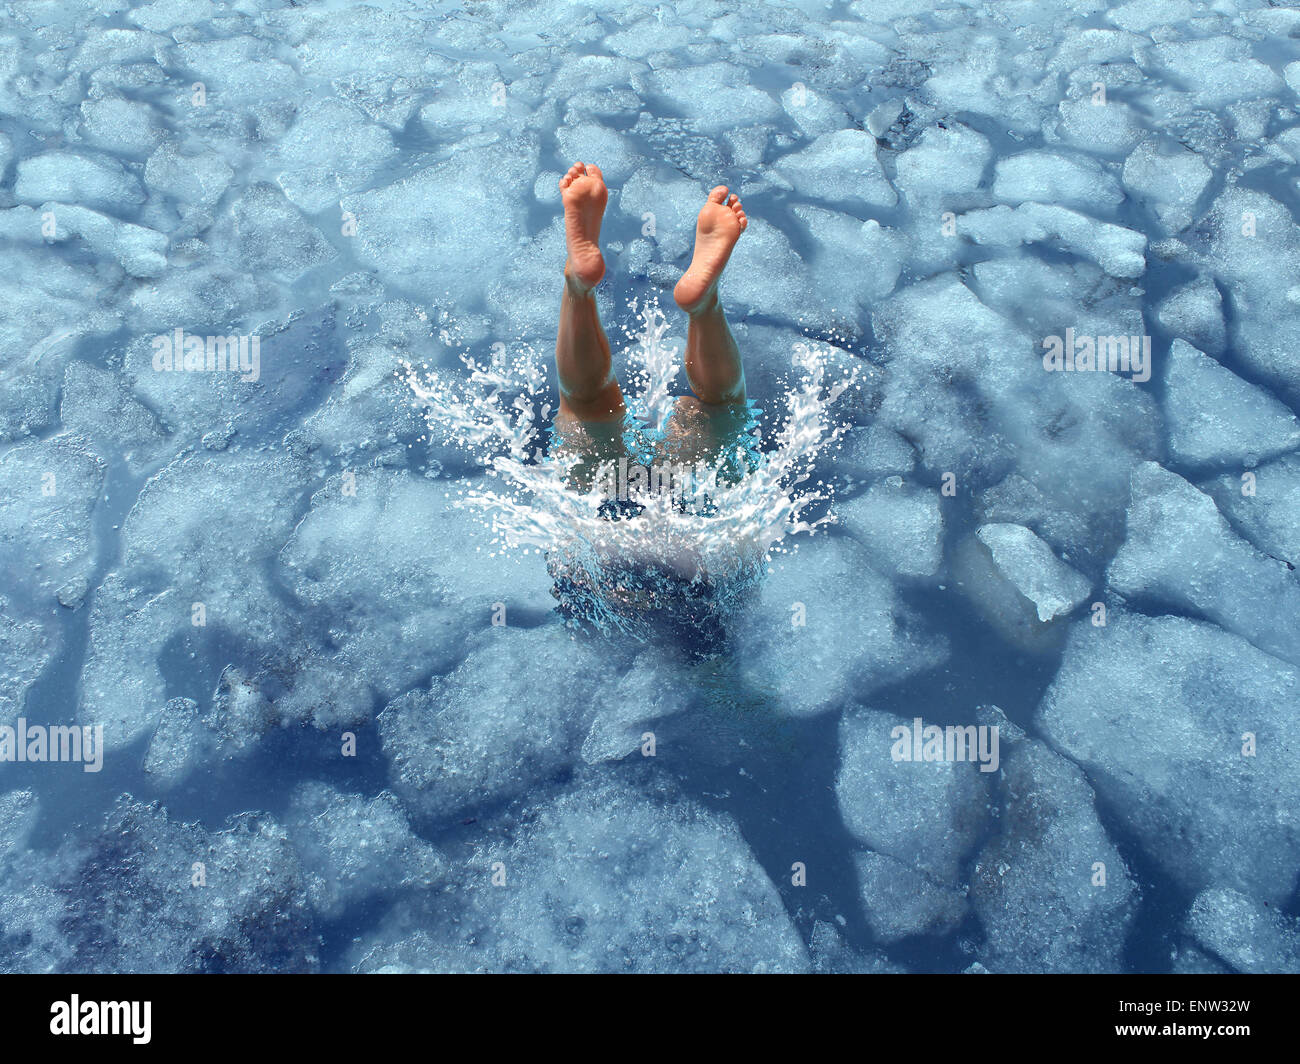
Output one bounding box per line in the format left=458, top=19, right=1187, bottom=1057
left=731, top=321, right=882, bottom=427
left=975, top=523, right=1091, bottom=622
left=333, top=71, right=426, bottom=132
left=774, top=129, right=897, bottom=210
left=281, top=469, right=555, bottom=698
left=342, top=138, right=539, bottom=310
left=1287, top=62, right=1300, bottom=98
left=618, top=166, right=706, bottom=263
left=870, top=274, right=1024, bottom=481
left=285, top=782, right=444, bottom=920
left=972, top=740, right=1137, bottom=972
left=296, top=332, right=427, bottom=464
left=872, top=271, right=1157, bottom=547
left=0, top=789, right=38, bottom=865
left=0, top=433, right=105, bottom=610
left=353, top=773, right=808, bottom=973
left=1040, top=611, right=1300, bottom=905
left=792, top=205, right=903, bottom=307
left=379, top=624, right=607, bottom=823
left=1054, top=97, right=1145, bottom=155
left=169, top=36, right=298, bottom=126
left=836, top=707, right=991, bottom=884
left=124, top=305, right=342, bottom=441
left=720, top=217, right=824, bottom=324
left=863, top=98, right=901, bottom=139
left=142, top=697, right=209, bottom=789
left=564, top=86, right=643, bottom=125
left=1121, top=138, right=1212, bottom=234
left=59, top=361, right=169, bottom=473
left=1146, top=37, right=1284, bottom=109
left=1170, top=942, right=1232, bottom=974
left=642, top=62, right=782, bottom=136
left=1186, top=888, right=1300, bottom=973
left=231, top=184, right=336, bottom=280
left=1202, top=452, right=1300, bottom=569
left=628, top=113, right=728, bottom=181
left=1154, top=276, right=1225, bottom=356
left=781, top=84, right=851, bottom=138
left=894, top=121, right=992, bottom=202
left=80, top=448, right=313, bottom=750
left=127, top=0, right=217, bottom=32
left=0, top=799, right=316, bottom=973
left=921, top=40, right=1045, bottom=134
left=43, top=203, right=167, bottom=278
left=78, top=96, right=164, bottom=157
left=959, top=203, right=1146, bottom=278
left=836, top=424, right=916, bottom=483
left=484, top=218, right=581, bottom=344
left=579, top=652, right=693, bottom=765
left=555, top=122, right=640, bottom=183
left=270, top=657, right=373, bottom=736
left=288, top=5, right=438, bottom=82
left=605, top=17, right=693, bottom=58
left=272, top=96, right=398, bottom=213
left=1190, top=188, right=1300, bottom=402
left=79, top=572, right=176, bottom=752
left=14, top=151, right=144, bottom=212
left=732, top=536, right=948, bottom=717
left=415, top=60, right=526, bottom=141
left=808, top=919, right=904, bottom=973
left=1164, top=339, right=1300, bottom=470
left=1227, top=100, right=1272, bottom=147
left=853, top=850, right=968, bottom=943
left=548, top=53, right=642, bottom=101
left=144, top=141, right=234, bottom=216
left=992, top=150, right=1123, bottom=214
left=955, top=529, right=1079, bottom=654
left=85, top=61, right=168, bottom=99
left=68, top=27, right=167, bottom=77
left=0, top=603, right=51, bottom=722
left=1108, top=463, right=1300, bottom=668
left=835, top=479, right=944, bottom=579
left=1106, top=0, right=1195, bottom=33
left=972, top=255, right=1144, bottom=349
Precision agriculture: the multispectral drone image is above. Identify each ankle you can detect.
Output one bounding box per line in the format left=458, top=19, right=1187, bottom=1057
left=685, top=287, right=721, bottom=317
left=564, top=263, right=596, bottom=297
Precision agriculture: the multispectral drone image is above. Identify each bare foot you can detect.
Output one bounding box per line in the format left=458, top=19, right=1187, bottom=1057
left=673, top=186, right=748, bottom=315
left=560, top=161, right=607, bottom=293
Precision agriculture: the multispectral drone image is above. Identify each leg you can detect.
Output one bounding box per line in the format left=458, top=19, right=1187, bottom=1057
left=674, top=186, right=748, bottom=405
left=556, top=161, right=624, bottom=423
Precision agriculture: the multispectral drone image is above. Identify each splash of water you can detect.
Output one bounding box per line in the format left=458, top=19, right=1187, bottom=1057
left=620, top=296, right=680, bottom=435
left=401, top=299, right=858, bottom=641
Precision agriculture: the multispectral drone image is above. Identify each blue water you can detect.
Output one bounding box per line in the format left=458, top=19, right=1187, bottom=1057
left=1, top=0, right=1299, bottom=973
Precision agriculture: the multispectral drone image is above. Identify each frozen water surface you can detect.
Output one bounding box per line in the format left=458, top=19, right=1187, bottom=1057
left=1, top=0, right=1298, bottom=973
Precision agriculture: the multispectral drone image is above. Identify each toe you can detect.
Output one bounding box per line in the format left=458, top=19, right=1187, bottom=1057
left=708, top=185, right=729, bottom=203
left=587, top=163, right=604, bottom=183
